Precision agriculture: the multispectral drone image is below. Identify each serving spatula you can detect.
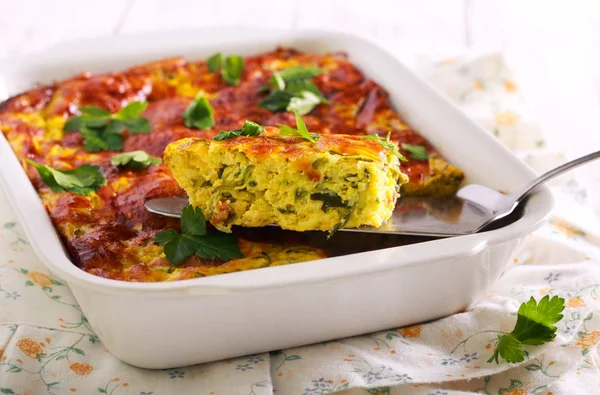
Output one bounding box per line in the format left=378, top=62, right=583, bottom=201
left=145, top=150, right=600, bottom=237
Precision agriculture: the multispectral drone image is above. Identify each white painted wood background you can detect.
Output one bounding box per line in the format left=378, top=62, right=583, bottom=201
left=2, top=0, right=600, bottom=202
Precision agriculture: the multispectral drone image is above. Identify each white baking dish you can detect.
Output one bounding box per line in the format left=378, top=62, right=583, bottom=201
left=0, top=29, right=553, bottom=369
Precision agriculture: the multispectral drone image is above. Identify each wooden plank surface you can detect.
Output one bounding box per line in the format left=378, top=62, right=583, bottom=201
left=0, top=0, right=134, bottom=57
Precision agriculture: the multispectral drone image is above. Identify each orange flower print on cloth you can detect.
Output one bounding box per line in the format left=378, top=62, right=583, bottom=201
left=503, top=390, right=526, bottom=395
left=565, top=297, right=586, bottom=308
left=503, top=80, right=518, bottom=92
left=27, top=271, right=52, bottom=286
left=399, top=325, right=421, bottom=339
left=494, top=111, right=520, bottom=126
left=16, top=338, right=44, bottom=359
left=70, top=362, right=93, bottom=375
left=473, top=79, right=484, bottom=91
left=577, top=331, right=600, bottom=349
left=550, top=218, right=586, bottom=238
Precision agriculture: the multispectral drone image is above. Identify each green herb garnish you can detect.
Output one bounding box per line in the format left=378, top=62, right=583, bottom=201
left=488, top=296, right=565, bottom=364
left=213, top=120, right=264, bottom=141
left=362, top=133, right=407, bottom=162
left=310, top=191, right=349, bottom=211
left=206, top=52, right=245, bottom=86
left=206, top=52, right=223, bottom=73
left=64, top=102, right=151, bottom=152
left=258, top=90, right=295, bottom=112
left=277, top=112, right=317, bottom=143
left=286, top=79, right=328, bottom=101
left=401, top=143, right=429, bottom=160
left=222, top=55, right=245, bottom=85
left=27, top=160, right=106, bottom=195
left=183, top=92, right=215, bottom=130
left=287, top=91, right=322, bottom=115
left=259, top=66, right=328, bottom=115
left=154, top=205, right=243, bottom=265
left=271, top=71, right=286, bottom=91
left=111, top=150, right=161, bottom=169
left=271, top=66, right=327, bottom=84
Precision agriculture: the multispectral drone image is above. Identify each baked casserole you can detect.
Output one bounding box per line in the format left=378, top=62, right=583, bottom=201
left=0, top=47, right=463, bottom=282
left=165, top=130, right=408, bottom=232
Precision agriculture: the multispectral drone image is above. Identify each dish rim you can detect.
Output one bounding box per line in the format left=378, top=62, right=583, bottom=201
left=0, top=28, right=554, bottom=294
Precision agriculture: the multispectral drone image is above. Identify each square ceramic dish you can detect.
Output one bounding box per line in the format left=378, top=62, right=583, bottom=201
left=0, top=29, right=553, bottom=369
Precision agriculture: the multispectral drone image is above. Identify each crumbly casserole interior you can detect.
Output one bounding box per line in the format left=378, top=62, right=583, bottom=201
left=165, top=132, right=408, bottom=232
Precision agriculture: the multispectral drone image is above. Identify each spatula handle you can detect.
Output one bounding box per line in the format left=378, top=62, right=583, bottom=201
left=515, top=150, right=600, bottom=203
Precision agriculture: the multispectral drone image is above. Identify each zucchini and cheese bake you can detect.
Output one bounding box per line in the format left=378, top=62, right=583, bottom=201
left=165, top=130, right=408, bottom=232
left=0, top=47, right=463, bottom=282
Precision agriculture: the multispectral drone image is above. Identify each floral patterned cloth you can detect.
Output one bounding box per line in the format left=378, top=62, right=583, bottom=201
left=2, top=55, right=600, bottom=395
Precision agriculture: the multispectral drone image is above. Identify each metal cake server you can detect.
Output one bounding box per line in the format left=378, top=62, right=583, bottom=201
left=145, top=150, right=600, bottom=237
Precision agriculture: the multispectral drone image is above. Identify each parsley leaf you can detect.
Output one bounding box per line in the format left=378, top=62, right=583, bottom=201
left=180, top=205, right=206, bottom=236
left=80, top=126, right=123, bottom=152
left=183, top=93, right=215, bottom=130
left=206, top=52, right=245, bottom=86
left=27, top=160, right=106, bottom=195
left=259, top=65, right=328, bottom=115
left=258, top=90, right=296, bottom=112
left=362, top=133, right=407, bottom=162
left=277, top=111, right=316, bottom=143
left=287, top=91, right=322, bottom=115
left=154, top=231, right=197, bottom=265
left=271, top=66, right=327, bottom=83
left=271, top=71, right=286, bottom=91
left=111, top=150, right=161, bottom=169
left=286, top=80, right=329, bottom=103
left=401, top=143, right=429, bottom=160
left=490, top=334, right=524, bottom=364
left=64, top=101, right=151, bottom=152
left=80, top=106, right=111, bottom=118
left=213, top=120, right=264, bottom=141
left=487, top=295, right=565, bottom=364
left=206, top=52, right=223, bottom=73
left=222, top=55, right=245, bottom=86
left=114, top=101, right=149, bottom=125
left=154, top=205, right=243, bottom=265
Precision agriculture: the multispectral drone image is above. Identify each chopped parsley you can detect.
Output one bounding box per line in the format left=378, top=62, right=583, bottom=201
left=111, top=150, right=161, bottom=169
left=63, top=101, right=151, bottom=152
left=206, top=52, right=223, bottom=73
left=401, top=143, right=429, bottom=160
left=362, top=133, right=407, bottom=162
left=277, top=111, right=317, bottom=143
left=272, top=66, right=327, bottom=83
left=258, top=90, right=295, bottom=112
left=206, top=52, right=245, bottom=86
left=259, top=65, right=329, bottom=115
left=213, top=120, right=264, bottom=141
left=27, top=160, right=106, bottom=195
left=154, top=205, right=243, bottom=265
left=183, top=92, right=215, bottom=130
left=271, top=71, right=286, bottom=90
left=310, top=191, right=349, bottom=211
left=287, top=91, right=322, bottom=115
left=488, top=295, right=565, bottom=364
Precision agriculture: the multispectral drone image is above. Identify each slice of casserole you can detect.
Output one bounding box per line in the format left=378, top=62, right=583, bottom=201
left=164, top=130, right=408, bottom=232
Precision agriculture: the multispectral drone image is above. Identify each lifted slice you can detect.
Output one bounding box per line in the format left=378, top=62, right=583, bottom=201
left=164, top=130, right=408, bottom=232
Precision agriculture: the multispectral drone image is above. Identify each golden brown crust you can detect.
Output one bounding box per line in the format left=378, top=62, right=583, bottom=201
left=215, top=131, right=390, bottom=161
